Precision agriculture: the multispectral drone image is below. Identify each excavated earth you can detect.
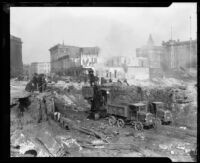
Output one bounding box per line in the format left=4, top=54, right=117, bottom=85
left=10, top=79, right=197, bottom=161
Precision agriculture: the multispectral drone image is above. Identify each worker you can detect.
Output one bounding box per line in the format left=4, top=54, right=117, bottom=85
left=137, top=86, right=143, bottom=101
left=88, top=69, right=95, bottom=86
left=37, top=96, right=48, bottom=123
left=88, top=85, right=104, bottom=119
left=17, top=97, right=31, bottom=121
left=38, top=74, right=47, bottom=93
left=25, top=80, right=34, bottom=92
left=32, top=73, right=38, bottom=91
left=42, top=74, right=47, bottom=91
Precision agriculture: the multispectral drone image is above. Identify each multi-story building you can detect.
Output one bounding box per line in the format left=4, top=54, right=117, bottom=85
left=10, top=35, right=23, bottom=78
left=80, top=47, right=99, bottom=68
left=162, top=39, right=197, bottom=70
left=23, top=64, right=31, bottom=78
left=49, top=43, right=100, bottom=75
left=136, top=34, right=163, bottom=68
left=30, top=62, right=51, bottom=76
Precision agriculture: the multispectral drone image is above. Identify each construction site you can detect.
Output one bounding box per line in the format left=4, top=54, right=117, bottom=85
left=9, top=4, right=197, bottom=161
left=10, top=67, right=197, bottom=161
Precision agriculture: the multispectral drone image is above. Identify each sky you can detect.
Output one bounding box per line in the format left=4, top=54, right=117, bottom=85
left=10, top=3, right=197, bottom=64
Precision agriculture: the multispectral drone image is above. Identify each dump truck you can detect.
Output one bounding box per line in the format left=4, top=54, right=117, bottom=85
left=149, top=101, right=173, bottom=125
left=107, top=102, right=156, bottom=130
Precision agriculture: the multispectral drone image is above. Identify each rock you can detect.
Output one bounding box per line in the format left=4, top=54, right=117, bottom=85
left=19, top=141, right=36, bottom=155
left=170, top=150, right=175, bottom=155
left=91, top=140, right=104, bottom=145
left=184, top=148, right=191, bottom=154
left=94, top=145, right=104, bottom=149
left=135, top=133, right=145, bottom=140
left=179, top=126, right=187, bottom=130
left=61, top=138, right=82, bottom=152
left=159, top=144, right=168, bottom=150
left=176, top=144, right=185, bottom=150
left=121, top=152, right=143, bottom=157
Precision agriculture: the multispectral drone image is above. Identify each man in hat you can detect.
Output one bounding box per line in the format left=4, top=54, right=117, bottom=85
left=88, top=69, right=96, bottom=86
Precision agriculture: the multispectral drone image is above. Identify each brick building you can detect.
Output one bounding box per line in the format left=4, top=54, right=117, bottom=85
left=30, top=62, right=51, bottom=76
left=49, top=43, right=99, bottom=75
left=10, top=35, right=23, bottom=78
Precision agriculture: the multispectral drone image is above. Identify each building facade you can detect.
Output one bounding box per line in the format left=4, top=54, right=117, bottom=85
left=136, top=34, right=163, bottom=68
left=162, top=39, right=197, bottom=70
left=23, top=64, right=31, bottom=78
left=49, top=43, right=99, bottom=75
left=30, top=62, right=51, bottom=76
left=105, top=56, right=128, bottom=67
left=10, top=35, right=23, bottom=78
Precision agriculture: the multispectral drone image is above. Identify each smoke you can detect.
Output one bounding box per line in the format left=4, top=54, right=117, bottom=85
left=98, top=21, right=140, bottom=63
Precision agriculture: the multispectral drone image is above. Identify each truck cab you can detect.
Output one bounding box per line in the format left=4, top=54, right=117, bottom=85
left=128, top=103, right=155, bottom=128
left=150, top=102, right=173, bottom=125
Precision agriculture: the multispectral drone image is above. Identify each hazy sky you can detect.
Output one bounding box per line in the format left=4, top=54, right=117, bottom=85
left=10, top=3, right=197, bottom=64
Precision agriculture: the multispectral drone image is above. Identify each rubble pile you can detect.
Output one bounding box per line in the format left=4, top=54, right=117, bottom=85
left=10, top=77, right=196, bottom=160
left=110, top=85, right=192, bottom=108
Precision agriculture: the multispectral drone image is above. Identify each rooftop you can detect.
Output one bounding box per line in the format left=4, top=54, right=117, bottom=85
left=10, top=35, right=22, bottom=43
left=162, top=39, right=197, bottom=46
left=147, top=34, right=154, bottom=46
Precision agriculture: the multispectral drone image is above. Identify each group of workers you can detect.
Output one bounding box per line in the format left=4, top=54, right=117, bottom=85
left=25, top=73, right=47, bottom=93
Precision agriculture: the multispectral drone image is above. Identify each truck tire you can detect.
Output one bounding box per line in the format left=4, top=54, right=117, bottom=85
left=117, top=119, right=125, bottom=128
left=108, top=116, right=117, bottom=126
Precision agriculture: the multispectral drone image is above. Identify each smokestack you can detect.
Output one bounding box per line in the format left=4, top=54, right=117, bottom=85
left=171, top=25, right=173, bottom=41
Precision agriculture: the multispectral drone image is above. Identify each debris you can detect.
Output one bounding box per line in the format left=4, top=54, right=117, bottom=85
left=170, top=150, right=175, bottom=155
left=159, top=144, right=168, bottom=150
left=91, top=140, right=104, bottom=145
left=34, top=137, right=54, bottom=157
left=94, top=145, right=105, bottom=149
left=18, top=140, right=36, bottom=154
left=134, top=132, right=145, bottom=140
left=61, top=138, right=82, bottom=152
left=176, top=144, right=186, bottom=150
left=179, top=126, right=187, bottom=130
left=184, top=148, right=190, bottom=154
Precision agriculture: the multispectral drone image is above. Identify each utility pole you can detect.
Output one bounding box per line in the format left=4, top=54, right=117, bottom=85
left=170, top=25, right=174, bottom=69
left=189, top=16, right=192, bottom=73
left=171, top=25, right=173, bottom=40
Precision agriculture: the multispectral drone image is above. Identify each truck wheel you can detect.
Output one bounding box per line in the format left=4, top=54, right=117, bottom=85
left=108, top=116, right=116, bottom=126
left=135, top=122, right=143, bottom=131
left=117, top=119, right=125, bottom=128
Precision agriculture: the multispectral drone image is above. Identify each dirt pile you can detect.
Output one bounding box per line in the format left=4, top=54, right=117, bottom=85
left=110, top=85, right=192, bottom=108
